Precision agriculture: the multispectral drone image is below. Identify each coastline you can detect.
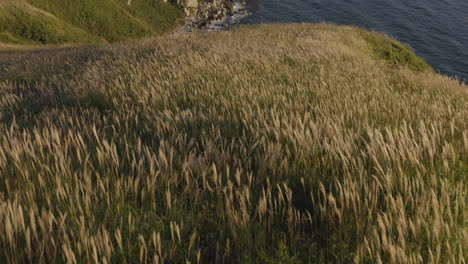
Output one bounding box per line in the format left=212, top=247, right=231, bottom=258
left=174, top=0, right=249, bottom=33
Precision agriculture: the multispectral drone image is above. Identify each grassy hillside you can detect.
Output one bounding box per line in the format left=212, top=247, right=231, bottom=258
left=0, top=1, right=104, bottom=44
left=0, top=0, right=182, bottom=45
left=0, top=24, right=467, bottom=263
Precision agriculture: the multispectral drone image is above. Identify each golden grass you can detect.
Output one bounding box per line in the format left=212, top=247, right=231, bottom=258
left=0, top=23, right=467, bottom=263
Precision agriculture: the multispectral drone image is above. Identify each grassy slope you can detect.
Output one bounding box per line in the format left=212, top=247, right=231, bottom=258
left=0, top=1, right=104, bottom=44
left=0, top=0, right=181, bottom=45
left=0, top=24, right=467, bottom=263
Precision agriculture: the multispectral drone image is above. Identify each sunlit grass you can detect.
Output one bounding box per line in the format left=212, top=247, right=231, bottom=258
left=0, top=0, right=182, bottom=45
left=0, top=24, right=467, bottom=263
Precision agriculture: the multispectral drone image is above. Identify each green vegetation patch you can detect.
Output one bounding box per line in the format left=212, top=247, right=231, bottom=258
left=361, top=30, right=433, bottom=72
left=25, top=0, right=182, bottom=42
left=0, top=0, right=182, bottom=45
left=0, top=2, right=104, bottom=45
left=114, top=0, right=183, bottom=33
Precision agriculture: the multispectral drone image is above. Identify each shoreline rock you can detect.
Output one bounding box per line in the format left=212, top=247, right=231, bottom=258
left=172, top=0, right=240, bottom=33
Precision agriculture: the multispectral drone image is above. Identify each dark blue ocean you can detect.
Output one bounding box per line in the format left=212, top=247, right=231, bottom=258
left=242, top=0, right=468, bottom=81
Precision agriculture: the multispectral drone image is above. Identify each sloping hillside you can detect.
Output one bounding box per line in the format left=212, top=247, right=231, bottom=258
left=0, top=24, right=467, bottom=263
left=0, top=1, right=104, bottom=44
left=0, top=0, right=182, bottom=45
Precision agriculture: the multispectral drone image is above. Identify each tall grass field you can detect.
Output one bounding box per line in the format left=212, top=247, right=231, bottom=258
left=0, top=24, right=467, bottom=263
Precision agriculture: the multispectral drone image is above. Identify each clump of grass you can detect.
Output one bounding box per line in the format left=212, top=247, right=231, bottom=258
left=0, top=24, right=467, bottom=263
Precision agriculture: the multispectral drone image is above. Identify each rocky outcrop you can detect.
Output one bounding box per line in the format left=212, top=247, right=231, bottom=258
left=172, top=0, right=236, bottom=32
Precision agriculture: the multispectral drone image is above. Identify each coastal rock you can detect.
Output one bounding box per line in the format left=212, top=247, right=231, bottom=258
left=173, top=0, right=199, bottom=15
left=186, top=0, right=199, bottom=8
left=173, top=0, right=237, bottom=33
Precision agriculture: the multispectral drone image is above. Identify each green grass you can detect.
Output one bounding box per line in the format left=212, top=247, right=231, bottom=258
left=0, top=0, right=182, bottom=45
left=0, top=1, right=104, bottom=44
left=113, top=0, right=184, bottom=32
left=0, top=24, right=467, bottom=263
left=360, top=30, right=433, bottom=72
